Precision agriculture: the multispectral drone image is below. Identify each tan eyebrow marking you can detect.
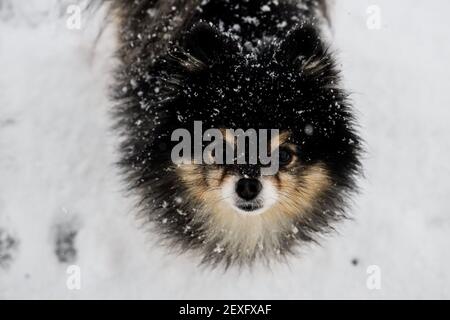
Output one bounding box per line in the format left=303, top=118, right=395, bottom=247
left=219, top=129, right=290, bottom=147
left=219, top=128, right=295, bottom=159
left=270, top=131, right=290, bottom=151
left=220, top=128, right=235, bottom=146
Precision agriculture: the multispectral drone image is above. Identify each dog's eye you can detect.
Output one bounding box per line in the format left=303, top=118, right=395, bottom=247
left=279, top=148, right=294, bottom=166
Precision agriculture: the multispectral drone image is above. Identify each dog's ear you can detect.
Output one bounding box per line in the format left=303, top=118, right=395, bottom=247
left=183, top=22, right=239, bottom=66
left=275, top=24, right=325, bottom=65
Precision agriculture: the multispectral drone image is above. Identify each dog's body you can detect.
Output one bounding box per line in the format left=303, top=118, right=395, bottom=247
left=111, top=0, right=361, bottom=267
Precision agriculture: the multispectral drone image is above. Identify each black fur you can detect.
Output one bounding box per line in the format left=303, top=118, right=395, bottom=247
left=111, top=0, right=362, bottom=267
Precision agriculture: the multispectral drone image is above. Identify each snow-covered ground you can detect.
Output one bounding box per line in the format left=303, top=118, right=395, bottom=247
left=1, top=0, right=449, bottom=299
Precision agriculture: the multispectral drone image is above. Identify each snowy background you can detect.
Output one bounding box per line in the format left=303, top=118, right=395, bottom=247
left=1, top=0, right=449, bottom=299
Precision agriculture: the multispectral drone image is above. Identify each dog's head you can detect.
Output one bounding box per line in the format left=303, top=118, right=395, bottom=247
left=116, top=22, right=361, bottom=266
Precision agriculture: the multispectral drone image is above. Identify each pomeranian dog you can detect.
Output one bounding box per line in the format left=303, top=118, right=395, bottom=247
left=111, top=0, right=361, bottom=267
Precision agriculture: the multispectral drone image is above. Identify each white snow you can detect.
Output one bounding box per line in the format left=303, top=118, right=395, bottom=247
left=0, top=0, right=450, bottom=299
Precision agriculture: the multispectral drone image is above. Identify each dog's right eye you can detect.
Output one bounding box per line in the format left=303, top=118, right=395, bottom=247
left=279, top=148, right=294, bottom=166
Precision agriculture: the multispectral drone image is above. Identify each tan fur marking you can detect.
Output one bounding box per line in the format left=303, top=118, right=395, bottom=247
left=270, top=131, right=290, bottom=151
left=175, top=162, right=331, bottom=259
left=267, top=164, right=331, bottom=218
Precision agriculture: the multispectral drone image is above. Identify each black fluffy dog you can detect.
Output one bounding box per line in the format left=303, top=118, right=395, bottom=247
left=111, top=0, right=361, bottom=267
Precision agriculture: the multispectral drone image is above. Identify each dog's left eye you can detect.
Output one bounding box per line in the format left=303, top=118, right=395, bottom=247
left=279, top=148, right=294, bottom=166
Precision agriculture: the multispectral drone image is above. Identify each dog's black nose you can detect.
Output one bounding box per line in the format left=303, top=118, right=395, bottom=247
left=236, top=178, right=262, bottom=201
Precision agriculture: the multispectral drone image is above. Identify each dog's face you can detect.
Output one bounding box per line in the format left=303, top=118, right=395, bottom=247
left=116, top=22, right=361, bottom=266
left=176, top=136, right=332, bottom=264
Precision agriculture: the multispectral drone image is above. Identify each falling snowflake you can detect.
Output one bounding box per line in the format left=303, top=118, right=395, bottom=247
left=213, top=244, right=224, bottom=254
